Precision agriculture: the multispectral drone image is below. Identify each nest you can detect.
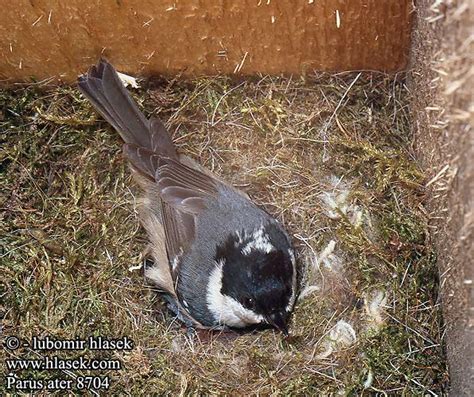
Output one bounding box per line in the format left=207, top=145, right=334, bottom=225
left=1, top=72, right=448, bottom=394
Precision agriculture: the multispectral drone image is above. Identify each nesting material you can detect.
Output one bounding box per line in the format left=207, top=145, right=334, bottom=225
left=315, top=319, right=357, bottom=359
left=319, top=176, right=372, bottom=229
left=299, top=239, right=344, bottom=300
left=363, top=289, right=388, bottom=329
left=116, top=71, right=140, bottom=89
left=1, top=72, right=447, bottom=394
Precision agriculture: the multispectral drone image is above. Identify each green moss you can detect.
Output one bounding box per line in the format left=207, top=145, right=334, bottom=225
left=1, top=73, right=447, bottom=395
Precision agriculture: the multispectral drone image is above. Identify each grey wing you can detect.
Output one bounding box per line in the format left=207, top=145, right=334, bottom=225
left=124, top=144, right=219, bottom=275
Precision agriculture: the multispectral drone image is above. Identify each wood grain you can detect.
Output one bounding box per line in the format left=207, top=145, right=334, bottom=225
left=0, top=0, right=412, bottom=82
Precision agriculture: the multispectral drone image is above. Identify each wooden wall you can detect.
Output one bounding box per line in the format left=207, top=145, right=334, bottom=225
left=409, top=0, right=474, bottom=394
left=0, top=0, right=412, bottom=82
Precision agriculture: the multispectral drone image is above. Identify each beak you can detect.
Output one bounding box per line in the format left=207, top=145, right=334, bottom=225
left=265, top=312, right=289, bottom=337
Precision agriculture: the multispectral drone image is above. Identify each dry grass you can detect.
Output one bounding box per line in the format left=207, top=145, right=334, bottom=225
left=1, top=73, right=448, bottom=395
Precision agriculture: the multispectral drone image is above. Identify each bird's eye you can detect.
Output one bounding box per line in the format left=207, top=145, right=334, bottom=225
left=243, top=297, right=255, bottom=309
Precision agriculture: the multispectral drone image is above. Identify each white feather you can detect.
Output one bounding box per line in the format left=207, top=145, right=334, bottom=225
left=171, top=255, right=180, bottom=271
left=299, top=285, right=320, bottom=300
left=116, top=71, right=139, bottom=88
left=241, top=226, right=274, bottom=255
left=364, top=290, right=387, bottom=327
left=315, top=319, right=357, bottom=359
left=286, top=248, right=298, bottom=311
left=288, top=247, right=296, bottom=265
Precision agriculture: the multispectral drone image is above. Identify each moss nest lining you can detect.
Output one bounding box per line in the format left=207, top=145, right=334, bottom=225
left=1, top=72, right=448, bottom=395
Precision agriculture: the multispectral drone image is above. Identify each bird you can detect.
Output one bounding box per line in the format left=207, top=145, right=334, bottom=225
left=78, top=59, right=297, bottom=335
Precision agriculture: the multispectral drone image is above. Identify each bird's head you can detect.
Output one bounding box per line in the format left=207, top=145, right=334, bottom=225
left=206, top=224, right=296, bottom=335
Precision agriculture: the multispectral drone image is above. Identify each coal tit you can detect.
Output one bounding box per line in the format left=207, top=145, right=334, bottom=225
left=78, top=59, right=297, bottom=335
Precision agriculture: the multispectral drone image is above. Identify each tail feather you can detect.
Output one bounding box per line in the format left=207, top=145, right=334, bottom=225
left=78, top=59, right=176, bottom=160
left=148, top=118, right=177, bottom=158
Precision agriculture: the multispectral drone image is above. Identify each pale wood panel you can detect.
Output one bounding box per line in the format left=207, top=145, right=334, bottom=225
left=0, top=0, right=412, bottom=82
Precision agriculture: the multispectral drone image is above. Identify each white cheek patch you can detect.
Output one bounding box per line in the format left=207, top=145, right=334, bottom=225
left=241, top=226, right=274, bottom=255
left=206, top=260, right=264, bottom=328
